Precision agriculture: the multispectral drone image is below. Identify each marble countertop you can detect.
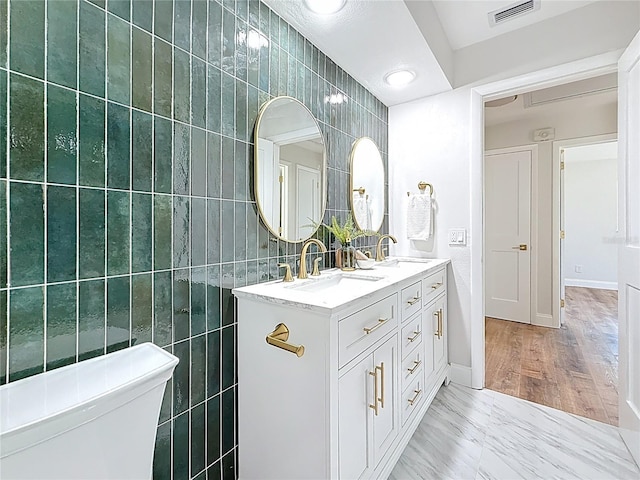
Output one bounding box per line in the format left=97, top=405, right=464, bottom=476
left=233, top=257, right=450, bottom=314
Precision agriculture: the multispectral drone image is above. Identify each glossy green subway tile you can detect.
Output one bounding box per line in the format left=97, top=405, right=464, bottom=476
left=258, top=34, right=269, bottom=92
left=207, top=0, right=222, bottom=68
left=173, top=339, right=190, bottom=415
left=222, top=449, right=235, bottom=479
left=173, top=268, right=190, bottom=341
left=132, top=192, right=152, bottom=273
left=191, top=128, right=206, bottom=196
left=132, top=27, right=153, bottom=112
left=174, top=0, right=191, bottom=52
left=206, top=199, right=220, bottom=265
left=153, top=270, right=172, bottom=347
left=107, top=102, right=130, bottom=189
left=234, top=140, right=246, bottom=201
left=107, top=190, right=130, bottom=276
left=235, top=21, right=247, bottom=83
left=191, top=267, right=206, bottom=336
left=236, top=80, right=247, bottom=141
left=153, top=194, right=172, bottom=270
left=191, top=402, right=206, bottom=477
left=158, top=376, right=172, bottom=424
left=221, top=386, right=235, bottom=455
left=154, top=38, right=172, bottom=119
left=220, top=200, right=234, bottom=262
left=0, top=0, right=6, bottom=68
left=106, top=275, right=130, bottom=353
left=269, top=44, right=278, bottom=96
left=207, top=132, right=221, bottom=199
left=207, top=65, right=221, bottom=133
left=173, top=47, right=191, bottom=123
left=9, top=74, right=44, bottom=181
left=191, top=57, right=207, bottom=129
left=153, top=421, right=172, bottom=480
left=236, top=0, right=248, bottom=20
left=206, top=266, right=220, bottom=332
left=173, top=122, right=190, bottom=195
left=47, top=0, right=77, bottom=88
left=234, top=261, right=246, bottom=288
left=108, top=0, right=130, bottom=21
left=221, top=71, right=235, bottom=138
left=207, top=394, right=221, bottom=463
left=78, top=190, right=105, bottom=281
left=9, top=0, right=44, bottom=78
left=78, top=279, right=105, bottom=361
left=132, top=273, right=152, bottom=344
left=154, top=0, right=172, bottom=42
left=0, top=290, right=6, bottom=384
left=47, top=186, right=77, bottom=283
left=220, top=137, right=233, bottom=200
left=173, top=409, right=189, bottom=479
left=191, top=197, right=206, bottom=267
left=191, top=332, right=206, bottom=405
left=132, top=110, right=153, bottom=192
left=192, top=0, right=207, bottom=60
left=9, top=182, right=44, bottom=287
left=46, top=282, right=77, bottom=370
left=79, top=1, right=105, bottom=97
left=47, top=85, right=77, bottom=185
left=221, top=8, right=235, bottom=75
left=133, top=0, right=153, bottom=32
left=221, top=324, right=235, bottom=389
left=206, top=327, right=221, bottom=401
left=247, top=35, right=259, bottom=89
left=107, top=14, right=130, bottom=105
left=246, top=203, right=258, bottom=260
left=0, top=180, right=5, bottom=288
left=153, top=117, right=172, bottom=193
left=221, top=287, right=234, bottom=326
left=0, top=70, right=5, bottom=179
left=234, top=202, right=246, bottom=260
left=9, top=286, right=44, bottom=381
left=248, top=0, right=259, bottom=27
left=79, top=94, right=106, bottom=187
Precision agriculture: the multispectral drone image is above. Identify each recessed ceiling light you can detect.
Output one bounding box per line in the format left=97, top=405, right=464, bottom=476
left=304, top=0, right=346, bottom=15
left=384, top=70, right=415, bottom=87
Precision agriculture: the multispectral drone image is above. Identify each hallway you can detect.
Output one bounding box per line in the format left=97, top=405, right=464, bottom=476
left=485, top=287, right=618, bottom=425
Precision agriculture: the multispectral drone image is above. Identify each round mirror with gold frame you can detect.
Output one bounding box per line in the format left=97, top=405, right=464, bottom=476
left=254, top=96, right=327, bottom=243
left=350, top=137, right=385, bottom=232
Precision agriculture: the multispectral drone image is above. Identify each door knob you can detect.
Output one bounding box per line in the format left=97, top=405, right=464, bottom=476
left=511, top=244, right=527, bottom=251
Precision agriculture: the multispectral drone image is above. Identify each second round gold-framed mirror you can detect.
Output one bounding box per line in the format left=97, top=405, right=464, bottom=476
left=350, top=137, right=385, bottom=232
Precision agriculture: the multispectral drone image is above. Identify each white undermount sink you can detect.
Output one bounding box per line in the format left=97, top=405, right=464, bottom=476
left=375, top=257, right=434, bottom=268
left=286, top=272, right=385, bottom=293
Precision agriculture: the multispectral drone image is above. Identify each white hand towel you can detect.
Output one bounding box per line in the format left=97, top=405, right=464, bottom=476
left=353, top=193, right=371, bottom=230
left=406, top=194, right=432, bottom=240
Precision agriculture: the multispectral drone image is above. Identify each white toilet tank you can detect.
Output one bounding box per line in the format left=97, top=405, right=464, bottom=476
left=0, top=342, right=178, bottom=480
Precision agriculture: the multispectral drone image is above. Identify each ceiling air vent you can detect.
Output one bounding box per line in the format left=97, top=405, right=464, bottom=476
left=488, top=0, right=540, bottom=27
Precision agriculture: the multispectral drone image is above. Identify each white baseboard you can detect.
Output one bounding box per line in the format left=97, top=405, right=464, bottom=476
left=565, top=279, right=618, bottom=290
left=448, top=363, right=472, bottom=387
left=533, top=313, right=557, bottom=328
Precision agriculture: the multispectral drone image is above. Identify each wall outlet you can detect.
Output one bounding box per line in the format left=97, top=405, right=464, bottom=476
left=449, top=229, right=467, bottom=245
left=575, top=265, right=583, bottom=273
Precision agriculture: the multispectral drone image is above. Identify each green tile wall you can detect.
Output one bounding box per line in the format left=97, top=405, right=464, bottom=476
left=0, top=1, right=388, bottom=479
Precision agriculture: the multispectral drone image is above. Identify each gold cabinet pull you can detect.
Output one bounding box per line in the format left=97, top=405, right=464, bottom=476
left=439, top=309, right=444, bottom=337
left=407, top=296, right=420, bottom=306
left=378, top=362, right=385, bottom=409
left=431, top=282, right=442, bottom=290
left=369, top=368, right=379, bottom=416
left=363, top=317, right=389, bottom=334
left=434, top=310, right=443, bottom=338
left=408, top=389, right=422, bottom=406
left=265, top=323, right=305, bottom=357
left=408, top=359, right=422, bottom=374
left=407, top=330, right=421, bottom=342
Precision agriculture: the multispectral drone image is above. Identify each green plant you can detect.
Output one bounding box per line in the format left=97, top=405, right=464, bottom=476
left=319, top=214, right=379, bottom=245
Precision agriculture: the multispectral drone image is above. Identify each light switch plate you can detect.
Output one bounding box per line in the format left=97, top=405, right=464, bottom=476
left=449, top=228, right=466, bottom=245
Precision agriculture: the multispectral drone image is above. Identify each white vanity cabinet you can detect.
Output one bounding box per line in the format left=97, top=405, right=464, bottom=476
left=233, top=259, right=450, bottom=480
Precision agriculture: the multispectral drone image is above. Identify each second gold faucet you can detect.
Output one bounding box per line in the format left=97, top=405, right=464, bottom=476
left=298, top=239, right=327, bottom=279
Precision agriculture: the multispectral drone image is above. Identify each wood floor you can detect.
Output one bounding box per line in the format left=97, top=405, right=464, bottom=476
left=485, top=287, right=619, bottom=426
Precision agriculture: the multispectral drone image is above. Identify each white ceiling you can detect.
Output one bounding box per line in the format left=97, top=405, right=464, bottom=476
left=431, top=0, right=597, bottom=50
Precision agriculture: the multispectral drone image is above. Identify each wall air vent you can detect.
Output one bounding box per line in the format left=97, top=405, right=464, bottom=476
left=488, top=0, right=540, bottom=27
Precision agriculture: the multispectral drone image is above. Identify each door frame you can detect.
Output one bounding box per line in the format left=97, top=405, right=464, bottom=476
left=552, top=134, right=618, bottom=327
left=484, top=145, right=536, bottom=325
left=469, top=50, right=622, bottom=389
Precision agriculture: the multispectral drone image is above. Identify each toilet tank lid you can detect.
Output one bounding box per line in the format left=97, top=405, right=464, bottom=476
left=0, top=343, right=178, bottom=437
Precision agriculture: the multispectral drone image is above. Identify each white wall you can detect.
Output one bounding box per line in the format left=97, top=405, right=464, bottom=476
left=485, top=95, right=617, bottom=318
left=564, top=150, right=618, bottom=289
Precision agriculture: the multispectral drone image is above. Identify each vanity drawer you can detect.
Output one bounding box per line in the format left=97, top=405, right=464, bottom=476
left=401, top=376, right=424, bottom=426
left=401, top=349, right=424, bottom=392
left=401, top=280, right=422, bottom=321
left=422, top=268, right=446, bottom=306
left=400, top=312, right=422, bottom=360
left=339, top=294, right=398, bottom=368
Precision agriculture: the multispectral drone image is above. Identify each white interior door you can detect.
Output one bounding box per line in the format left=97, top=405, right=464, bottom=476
left=485, top=147, right=532, bottom=323
left=618, top=30, right=640, bottom=467
left=295, top=165, right=320, bottom=239
left=560, top=148, right=566, bottom=325
left=257, top=138, right=280, bottom=234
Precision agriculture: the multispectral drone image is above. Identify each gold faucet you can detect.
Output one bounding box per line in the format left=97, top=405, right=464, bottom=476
left=376, top=234, right=397, bottom=261
left=298, top=239, right=327, bottom=279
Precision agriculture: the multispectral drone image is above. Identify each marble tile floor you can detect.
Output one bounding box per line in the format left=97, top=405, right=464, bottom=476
left=390, top=383, right=639, bottom=480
